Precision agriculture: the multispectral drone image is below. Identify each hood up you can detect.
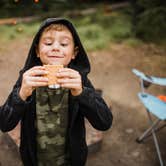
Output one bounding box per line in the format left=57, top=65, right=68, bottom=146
left=22, top=18, right=90, bottom=77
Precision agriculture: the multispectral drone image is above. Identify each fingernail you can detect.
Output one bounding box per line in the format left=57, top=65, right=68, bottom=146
left=56, top=72, right=60, bottom=76
left=58, top=68, right=63, bottom=72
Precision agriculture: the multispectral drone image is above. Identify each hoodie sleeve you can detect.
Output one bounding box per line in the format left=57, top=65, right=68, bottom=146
left=76, top=78, right=113, bottom=131
left=0, top=72, right=32, bottom=132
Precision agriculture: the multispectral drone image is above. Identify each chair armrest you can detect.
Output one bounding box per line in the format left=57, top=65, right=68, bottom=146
left=132, top=69, right=166, bottom=86
left=138, top=92, right=166, bottom=120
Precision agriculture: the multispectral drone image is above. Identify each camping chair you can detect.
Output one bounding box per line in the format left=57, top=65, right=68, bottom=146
left=132, top=68, right=166, bottom=166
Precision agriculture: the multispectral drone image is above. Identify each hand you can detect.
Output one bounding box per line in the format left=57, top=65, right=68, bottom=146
left=56, top=68, right=83, bottom=96
left=19, top=66, right=48, bottom=101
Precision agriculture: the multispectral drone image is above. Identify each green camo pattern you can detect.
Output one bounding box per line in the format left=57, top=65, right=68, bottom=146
left=36, top=87, right=71, bottom=166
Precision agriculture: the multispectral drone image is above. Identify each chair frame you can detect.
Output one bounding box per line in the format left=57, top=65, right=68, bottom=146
left=132, top=69, right=166, bottom=166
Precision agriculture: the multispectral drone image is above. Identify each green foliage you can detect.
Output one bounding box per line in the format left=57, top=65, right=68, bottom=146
left=0, top=22, right=40, bottom=42
left=134, top=0, right=166, bottom=42
left=124, top=38, right=143, bottom=47
left=0, top=0, right=69, bottom=18
left=138, top=0, right=166, bottom=8
left=77, top=24, right=110, bottom=51
left=70, top=11, right=132, bottom=51
left=0, top=3, right=142, bottom=51
left=107, top=15, right=131, bottom=41
left=136, top=7, right=166, bottom=41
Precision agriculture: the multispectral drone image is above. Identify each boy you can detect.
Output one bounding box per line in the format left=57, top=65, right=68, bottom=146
left=0, top=18, right=113, bottom=166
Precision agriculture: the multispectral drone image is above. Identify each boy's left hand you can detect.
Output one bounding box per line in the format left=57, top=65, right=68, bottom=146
left=56, top=68, right=82, bottom=96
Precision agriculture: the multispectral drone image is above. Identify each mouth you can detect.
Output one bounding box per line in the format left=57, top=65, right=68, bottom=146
left=47, top=51, right=65, bottom=58
left=48, top=55, right=64, bottom=58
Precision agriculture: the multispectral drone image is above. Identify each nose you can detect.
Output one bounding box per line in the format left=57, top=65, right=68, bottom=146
left=52, top=42, right=60, bottom=51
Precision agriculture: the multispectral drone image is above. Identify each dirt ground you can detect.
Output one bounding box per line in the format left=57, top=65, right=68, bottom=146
left=0, top=38, right=166, bottom=166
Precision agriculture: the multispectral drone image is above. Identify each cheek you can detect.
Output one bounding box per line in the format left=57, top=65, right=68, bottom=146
left=39, top=47, right=48, bottom=55
left=66, top=51, right=75, bottom=61
left=67, top=47, right=75, bottom=58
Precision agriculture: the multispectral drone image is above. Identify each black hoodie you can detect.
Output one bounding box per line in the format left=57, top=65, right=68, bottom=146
left=0, top=18, right=113, bottom=166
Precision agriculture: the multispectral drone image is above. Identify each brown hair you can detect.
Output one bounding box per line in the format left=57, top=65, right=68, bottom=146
left=43, top=24, right=69, bottom=33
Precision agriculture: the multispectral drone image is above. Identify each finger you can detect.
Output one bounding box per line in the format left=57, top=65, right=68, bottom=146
left=28, top=81, right=48, bottom=88
left=57, top=78, right=81, bottom=84
left=57, top=69, right=80, bottom=78
left=60, top=83, right=81, bottom=89
left=26, top=66, right=45, bottom=73
left=28, top=76, right=48, bottom=82
left=58, top=67, right=78, bottom=73
left=28, top=69, right=48, bottom=76
left=23, top=76, right=48, bottom=88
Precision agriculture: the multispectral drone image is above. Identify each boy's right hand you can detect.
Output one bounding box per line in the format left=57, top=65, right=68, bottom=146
left=19, top=66, right=48, bottom=101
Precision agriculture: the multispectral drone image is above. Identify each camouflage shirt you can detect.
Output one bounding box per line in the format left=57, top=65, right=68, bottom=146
left=36, top=87, right=71, bottom=166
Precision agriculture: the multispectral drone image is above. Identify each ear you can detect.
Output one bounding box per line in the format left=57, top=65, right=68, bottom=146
left=72, top=46, right=79, bottom=59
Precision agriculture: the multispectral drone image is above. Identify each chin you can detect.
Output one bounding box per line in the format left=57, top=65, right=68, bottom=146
left=48, top=61, right=63, bottom=65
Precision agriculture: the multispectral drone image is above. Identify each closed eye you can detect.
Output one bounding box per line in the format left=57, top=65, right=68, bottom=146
left=44, top=42, right=53, bottom=46
left=61, top=43, right=68, bottom=47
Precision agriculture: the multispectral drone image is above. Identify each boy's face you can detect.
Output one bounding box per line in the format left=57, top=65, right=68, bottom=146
left=37, top=26, right=76, bottom=66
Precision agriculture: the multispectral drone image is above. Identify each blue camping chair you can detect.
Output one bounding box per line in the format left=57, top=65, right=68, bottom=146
left=132, top=69, right=166, bottom=166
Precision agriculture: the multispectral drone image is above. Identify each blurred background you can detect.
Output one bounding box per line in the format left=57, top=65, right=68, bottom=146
left=0, top=0, right=166, bottom=166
